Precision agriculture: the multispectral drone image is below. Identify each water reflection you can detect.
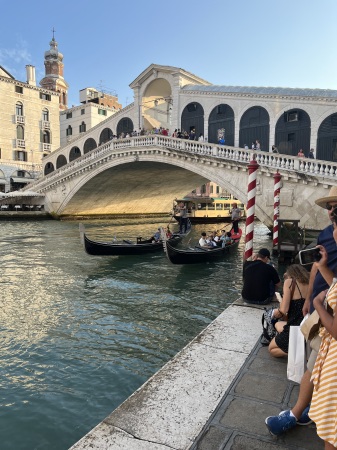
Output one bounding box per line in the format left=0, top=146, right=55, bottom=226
left=0, top=218, right=273, bottom=450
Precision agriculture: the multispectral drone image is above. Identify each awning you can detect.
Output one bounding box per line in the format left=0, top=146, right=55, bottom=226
left=0, top=179, right=6, bottom=185
left=10, top=177, right=33, bottom=184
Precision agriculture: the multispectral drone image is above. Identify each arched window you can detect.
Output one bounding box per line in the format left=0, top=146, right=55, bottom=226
left=56, top=154, right=67, bottom=169
left=99, top=127, right=113, bottom=144
left=42, top=108, right=49, bottom=121
left=42, top=131, right=50, bottom=143
left=79, top=121, right=86, bottom=133
left=44, top=162, right=55, bottom=175
left=16, top=102, right=23, bottom=116
left=66, top=125, right=72, bottom=136
left=69, top=146, right=81, bottom=162
left=17, top=125, right=24, bottom=140
left=83, top=138, right=97, bottom=154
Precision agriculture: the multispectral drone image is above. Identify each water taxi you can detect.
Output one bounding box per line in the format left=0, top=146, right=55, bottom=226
left=172, top=196, right=246, bottom=224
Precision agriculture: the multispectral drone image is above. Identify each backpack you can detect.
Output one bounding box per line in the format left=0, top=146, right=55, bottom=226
left=261, top=308, right=277, bottom=345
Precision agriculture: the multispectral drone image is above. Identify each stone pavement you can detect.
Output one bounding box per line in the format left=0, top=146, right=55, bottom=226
left=190, top=338, right=323, bottom=450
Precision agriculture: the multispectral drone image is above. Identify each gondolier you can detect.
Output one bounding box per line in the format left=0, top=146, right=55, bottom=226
left=231, top=202, right=241, bottom=233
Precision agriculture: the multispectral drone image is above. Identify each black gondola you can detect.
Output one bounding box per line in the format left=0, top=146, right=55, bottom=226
left=163, top=229, right=242, bottom=264
left=79, top=222, right=191, bottom=256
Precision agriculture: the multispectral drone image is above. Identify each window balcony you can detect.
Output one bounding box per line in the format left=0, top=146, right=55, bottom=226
left=16, top=139, right=26, bottom=148
left=42, top=120, right=50, bottom=129
left=41, top=143, right=51, bottom=152
left=15, top=115, right=25, bottom=124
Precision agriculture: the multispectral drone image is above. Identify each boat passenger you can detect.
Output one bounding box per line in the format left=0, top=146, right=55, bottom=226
left=222, top=232, right=233, bottom=247
left=199, top=232, right=212, bottom=248
left=152, top=228, right=161, bottom=242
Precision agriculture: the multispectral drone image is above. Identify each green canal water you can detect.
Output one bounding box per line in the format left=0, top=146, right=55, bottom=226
left=0, top=218, right=275, bottom=450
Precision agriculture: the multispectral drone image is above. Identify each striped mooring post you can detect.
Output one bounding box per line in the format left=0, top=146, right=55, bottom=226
left=273, top=171, right=282, bottom=248
left=244, top=156, right=260, bottom=261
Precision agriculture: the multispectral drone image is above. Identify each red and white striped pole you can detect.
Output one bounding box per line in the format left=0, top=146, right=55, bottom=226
left=244, top=156, right=260, bottom=261
left=273, top=171, right=282, bottom=248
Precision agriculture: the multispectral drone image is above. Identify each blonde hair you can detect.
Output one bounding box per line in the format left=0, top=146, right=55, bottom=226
left=286, top=264, right=309, bottom=284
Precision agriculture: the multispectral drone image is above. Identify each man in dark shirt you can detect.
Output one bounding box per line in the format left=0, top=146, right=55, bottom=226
left=242, top=248, right=280, bottom=304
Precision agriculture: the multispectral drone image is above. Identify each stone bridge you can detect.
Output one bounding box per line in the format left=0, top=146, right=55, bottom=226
left=25, top=136, right=337, bottom=229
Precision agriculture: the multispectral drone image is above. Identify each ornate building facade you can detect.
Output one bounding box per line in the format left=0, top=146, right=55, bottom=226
left=0, top=64, right=60, bottom=192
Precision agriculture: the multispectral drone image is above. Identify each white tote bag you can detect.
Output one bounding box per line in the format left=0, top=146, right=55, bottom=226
left=287, top=325, right=306, bottom=384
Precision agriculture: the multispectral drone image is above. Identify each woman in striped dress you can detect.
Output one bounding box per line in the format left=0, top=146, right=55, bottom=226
left=309, top=212, right=337, bottom=449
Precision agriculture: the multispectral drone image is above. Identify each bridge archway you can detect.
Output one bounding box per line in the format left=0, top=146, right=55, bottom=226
left=142, top=78, right=172, bottom=130
left=275, top=108, right=311, bottom=155
left=116, top=118, right=133, bottom=136
left=69, top=146, right=81, bottom=162
left=317, top=112, right=337, bottom=161
left=181, top=102, right=204, bottom=137
left=83, top=138, right=97, bottom=154
left=239, top=106, right=270, bottom=151
left=99, top=128, right=113, bottom=145
left=208, top=104, right=234, bottom=145
left=44, top=162, right=55, bottom=176
left=56, top=154, right=68, bottom=169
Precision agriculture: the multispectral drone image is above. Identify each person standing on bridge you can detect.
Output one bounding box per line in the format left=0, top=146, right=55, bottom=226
left=231, top=202, right=241, bottom=234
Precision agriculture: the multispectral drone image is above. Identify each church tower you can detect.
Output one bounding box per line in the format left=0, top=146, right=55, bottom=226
left=40, top=31, right=68, bottom=110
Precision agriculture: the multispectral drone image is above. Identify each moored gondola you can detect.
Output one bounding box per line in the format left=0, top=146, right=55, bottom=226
left=79, top=222, right=191, bottom=256
left=163, top=228, right=242, bottom=264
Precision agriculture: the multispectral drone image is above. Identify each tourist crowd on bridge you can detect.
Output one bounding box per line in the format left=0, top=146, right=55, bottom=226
left=241, top=186, right=337, bottom=448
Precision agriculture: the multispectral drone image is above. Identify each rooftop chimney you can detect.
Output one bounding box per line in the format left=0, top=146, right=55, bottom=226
left=26, top=65, right=36, bottom=86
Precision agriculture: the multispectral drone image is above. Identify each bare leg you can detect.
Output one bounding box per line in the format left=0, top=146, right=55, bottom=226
left=268, top=338, right=287, bottom=358
left=291, top=370, right=313, bottom=420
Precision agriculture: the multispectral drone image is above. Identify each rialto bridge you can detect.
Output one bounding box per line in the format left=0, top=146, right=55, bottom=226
left=25, top=135, right=337, bottom=230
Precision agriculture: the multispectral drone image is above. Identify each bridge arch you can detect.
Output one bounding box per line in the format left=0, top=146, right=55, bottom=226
left=99, top=127, right=113, bottom=145
left=44, top=162, right=55, bottom=176
left=181, top=102, right=204, bottom=137
left=275, top=108, right=311, bottom=155
left=239, top=106, right=270, bottom=151
left=83, top=137, right=97, bottom=154
left=69, top=146, right=81, bottom=162
left=116, top=117, right=133, bottom=136
left=141, top=78, right=172, bottom=130
left=317, top=112, right=337, bottom=161
left=56, top=154, right=68, bottom=169
left=208, top=104, right=235, bottom=145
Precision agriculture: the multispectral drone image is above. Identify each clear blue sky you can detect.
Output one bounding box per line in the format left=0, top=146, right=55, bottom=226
left=1, top=0, right=336, bottom=108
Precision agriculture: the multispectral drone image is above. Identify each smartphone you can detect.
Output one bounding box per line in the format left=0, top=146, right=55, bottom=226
left=298, top=247, right=322, bottom=265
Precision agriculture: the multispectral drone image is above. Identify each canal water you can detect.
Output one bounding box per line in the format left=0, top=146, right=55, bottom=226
left=0, top=218, right=275, bottom=450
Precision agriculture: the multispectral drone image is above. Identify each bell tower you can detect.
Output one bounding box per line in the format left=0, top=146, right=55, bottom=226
left=40, top=29, right=68, bottom=110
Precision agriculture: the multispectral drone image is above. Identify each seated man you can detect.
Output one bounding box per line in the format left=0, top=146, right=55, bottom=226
left=152, top=228, right=161, bottom=242
left=206, top=235, right=218, bottom=247
left=241, top=248, right=280, bottom=305
left=199, top=232, right=212, bottom=248
left=221, top=232, right=233, bottom=247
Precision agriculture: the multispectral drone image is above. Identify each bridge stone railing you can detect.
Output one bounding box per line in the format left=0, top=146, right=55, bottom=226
left=27, top=136, right=337, bottom=193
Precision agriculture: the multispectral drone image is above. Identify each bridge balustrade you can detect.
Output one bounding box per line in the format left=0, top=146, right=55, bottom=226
left=25, top=136, right=337, bottom=194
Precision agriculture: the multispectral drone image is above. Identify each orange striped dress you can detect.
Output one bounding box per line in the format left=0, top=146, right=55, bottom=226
left=309, top=282, right=337, bottom=447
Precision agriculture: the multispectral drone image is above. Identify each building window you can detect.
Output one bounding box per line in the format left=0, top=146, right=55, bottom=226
left=42, top=109, right=49, bottom=121
left=79, top=121, right=86, bottom=133
left=17, top=125, right=24, bottom=140
left=16, top=102, right=23, bottom=116
left=66, top=125, right=72, bottom=136
left=216, top=185, right=220, bottom=194
left=81, top=109, right=85, bottom=115
left=66, top=112, right=72, bottom=119
left=98, top=109, right=107, bottom=116
left=42, top=131, right=51, bottom=144
left=15, top=85, right=23, bottom=94
left=210, top=185, right=214, bottom=194
left=40, top=92, right=51, bottom=101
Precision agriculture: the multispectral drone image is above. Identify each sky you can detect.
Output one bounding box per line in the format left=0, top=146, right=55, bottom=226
left=1, top=0, right=337, bottom=108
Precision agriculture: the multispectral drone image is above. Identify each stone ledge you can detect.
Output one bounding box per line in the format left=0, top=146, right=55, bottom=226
left=70, top=304, right=263, bottom=450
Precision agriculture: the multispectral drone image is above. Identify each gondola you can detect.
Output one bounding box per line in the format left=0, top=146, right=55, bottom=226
left=163, top=228, right=242, bottom=264
left=79, top=222, right=191, bottom=256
